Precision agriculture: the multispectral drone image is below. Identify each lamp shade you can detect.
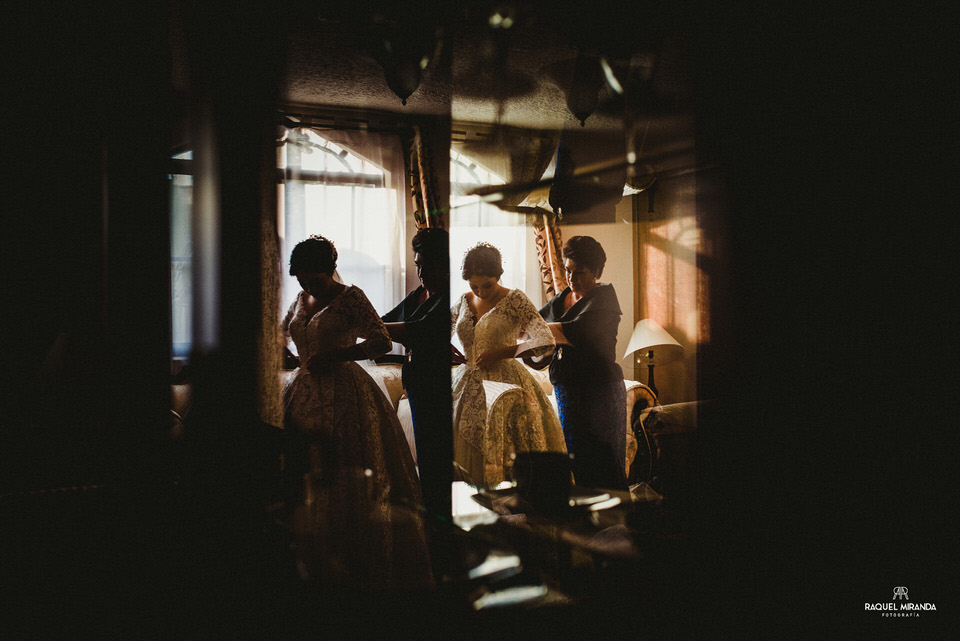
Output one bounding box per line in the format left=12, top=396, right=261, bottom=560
left=624, top=319, right=684, bottom=365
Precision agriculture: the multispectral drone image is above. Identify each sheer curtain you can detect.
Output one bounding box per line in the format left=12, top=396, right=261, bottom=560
left=456, top=127, right=564, bottom=300
left=278, top=127, right=408, bottom=325
left=448, top=148, right=528, bottom=302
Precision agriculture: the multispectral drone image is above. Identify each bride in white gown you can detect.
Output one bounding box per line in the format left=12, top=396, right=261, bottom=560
left=451, top=243, right=567, bottom=486
left=281, top=235, right=432, bottom=589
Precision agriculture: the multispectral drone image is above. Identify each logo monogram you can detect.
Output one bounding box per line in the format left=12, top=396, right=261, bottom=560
left=893, top=586, right=909, bottom=600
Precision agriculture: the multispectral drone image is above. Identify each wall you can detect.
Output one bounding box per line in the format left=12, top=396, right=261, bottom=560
left=556, top=203, right=639, bottom=383
left=633, top=173, right=701, bottom=406
left=524, top=180, right=702, bottom=406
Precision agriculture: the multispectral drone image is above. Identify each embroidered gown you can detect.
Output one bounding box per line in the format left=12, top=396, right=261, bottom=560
left=451, top=289, right=567, bottom=486
left=282, top=285, right=432, bottom=588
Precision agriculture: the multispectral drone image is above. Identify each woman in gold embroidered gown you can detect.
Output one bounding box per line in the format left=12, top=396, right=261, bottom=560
left=451, top=243, right=567, bottom=487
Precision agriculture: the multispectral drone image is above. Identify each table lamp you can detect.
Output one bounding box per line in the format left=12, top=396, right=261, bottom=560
left=624, top=319, right=683, bottom=398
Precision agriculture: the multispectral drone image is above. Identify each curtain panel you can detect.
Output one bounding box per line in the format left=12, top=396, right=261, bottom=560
left=279, top=126, right=408, bottom=316
left=460, top=126, right=559, bottom=213
left=534, top=212, right=567, bottom=299
left=457, top=126, right=564, bottom=299
left=404, top=124, right=445, bottom=229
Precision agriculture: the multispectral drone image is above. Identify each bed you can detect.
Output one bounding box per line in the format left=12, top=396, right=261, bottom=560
left=354, top=361, right=657, bottom=480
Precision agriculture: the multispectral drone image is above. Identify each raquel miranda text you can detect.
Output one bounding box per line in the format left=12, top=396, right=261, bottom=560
left=865, top=603, right=937, bottom=614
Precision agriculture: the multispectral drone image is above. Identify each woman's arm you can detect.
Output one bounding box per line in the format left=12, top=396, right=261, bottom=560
left=383, top=321, right=409, bottom=346
left=385, top=321, right=466, bottom=364
left=355, top=289, right=393, bottom=358
left=514, top=292, right=557, bottom=358
left=309, top=287, right=392, bottom=369
left=520, top=322, right=564, bottom=370
left=283, top=346, right=300, bottom=369
left=547, top=321, right=569, bottom=345
left=521, top=352, right=550, bottom=370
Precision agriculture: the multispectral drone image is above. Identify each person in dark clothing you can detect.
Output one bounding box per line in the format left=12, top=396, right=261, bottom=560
left=525, top=235, right=628, bottom=490
left=382, top=228, right=461, bottom=523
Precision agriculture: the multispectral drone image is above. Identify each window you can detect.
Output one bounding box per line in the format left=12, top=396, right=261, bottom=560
left=168, top=127, right=408, bottom=362
left=278, top=128, right=405, bottom=322
left=449, top=150, right=528, bottom=301
left=169, top=150, right=193, bottom=360
left=168, top=130, right=536, bottom=364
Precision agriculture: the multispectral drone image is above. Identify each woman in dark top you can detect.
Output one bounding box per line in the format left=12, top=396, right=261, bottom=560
left=526, top=236, right=628, bottom=490
left=381, top=227, right=461, bottom=522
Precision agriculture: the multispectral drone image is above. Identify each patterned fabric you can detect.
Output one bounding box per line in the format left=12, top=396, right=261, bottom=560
left=533, top=212, right=567, bottom=298
left=258, top=200, right=283, bottom=428
left=405, top=124, right=444, bottom=230
left=450, top=289, right=567, bottom=485
left=281, top=286, right=432, bottom=588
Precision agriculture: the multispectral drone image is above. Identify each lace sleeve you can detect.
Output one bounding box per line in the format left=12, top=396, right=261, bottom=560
left=450, top=294, right=463, bottom=337
left=351, top=287, right=392, bottom=359
left=512, top=290, right=555, bottom=357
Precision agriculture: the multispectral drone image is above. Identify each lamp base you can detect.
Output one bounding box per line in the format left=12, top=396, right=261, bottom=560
left=647, top=363, right=658, bottom=399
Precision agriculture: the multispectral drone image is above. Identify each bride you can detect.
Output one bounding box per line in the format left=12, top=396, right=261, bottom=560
left=281, top=235, right=432, bottom=588
left=451, top=243, right=567, bottom=486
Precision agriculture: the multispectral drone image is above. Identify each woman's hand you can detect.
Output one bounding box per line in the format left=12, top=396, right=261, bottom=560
left=383, top=322, right=408, bottom=346
left=521, top=351, right=551, bottom=371
left=475, top=345, right=516, bottom=369
left=547, top=322, right=569, bottom=345
left=305, top=354, right=329, bottom=375
left=306, top=346, right=346, bottom=374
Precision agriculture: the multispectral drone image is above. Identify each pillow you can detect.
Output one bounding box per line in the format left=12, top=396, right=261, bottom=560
left=378, top=363, right=405, bottom=408
left=640, top=401, right=701, bottom=435
left=523, top=363, right=554, bottom=397
left=357, top=361, right=406, bottom=410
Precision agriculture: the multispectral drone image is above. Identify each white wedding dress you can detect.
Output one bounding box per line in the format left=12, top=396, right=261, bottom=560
left=451, top=289, right=567, bottom=486
left=282, top=285, right=432, bottom=588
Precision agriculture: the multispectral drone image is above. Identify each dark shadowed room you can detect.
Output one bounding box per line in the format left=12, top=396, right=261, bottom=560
left=2, top=1, right=956, bottom=638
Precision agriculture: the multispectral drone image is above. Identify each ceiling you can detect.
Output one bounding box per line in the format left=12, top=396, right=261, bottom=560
left=271, top=1, right=702, bottom=221
left=279, top=1, right=697, bottom=149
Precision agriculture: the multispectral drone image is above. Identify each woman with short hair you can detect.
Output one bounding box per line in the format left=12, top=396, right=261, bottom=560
left=526, top=235, right=628, bottom=490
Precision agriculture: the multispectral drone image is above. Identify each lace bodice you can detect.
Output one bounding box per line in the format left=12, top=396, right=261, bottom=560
left=283, top=286, right=391, bottom=363
left=450, top=289, right=565, bottom=485
left=280, top=284, right=431, bottom=588
left=451, top=289, right=554, bottom=365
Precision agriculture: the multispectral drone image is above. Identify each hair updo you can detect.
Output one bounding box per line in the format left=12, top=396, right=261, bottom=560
left=562, top=235, right=606, bottom=277
left=289, top=235, right=338, bottom=276
left=461, top=242, right=504, bottom=280
left=411, top=227, right=449, bottom=264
